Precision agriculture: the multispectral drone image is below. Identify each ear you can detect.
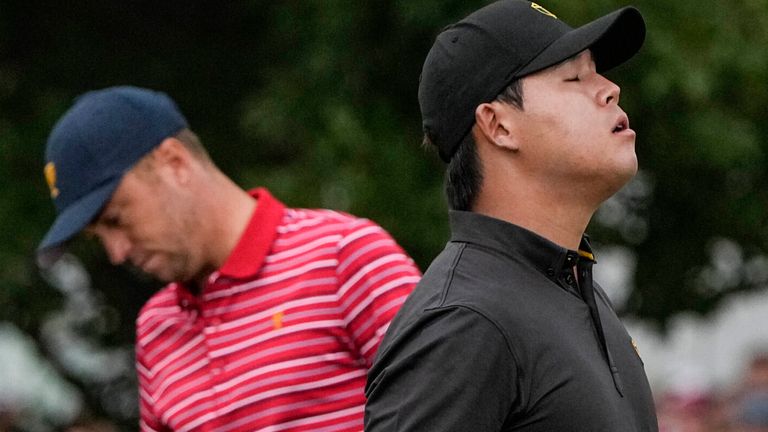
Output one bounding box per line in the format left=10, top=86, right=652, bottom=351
left=152, top=137, right=195, bottom=185
left=474, top=102, right=521, bottom=152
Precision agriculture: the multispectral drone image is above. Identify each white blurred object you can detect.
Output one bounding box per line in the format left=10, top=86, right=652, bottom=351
left=626, top=288, right=768, bottom=395
left=593, top=245, right=636, bottom=310
left=39, top=253, right=132, bottom=384
left=0, top=323, right=81, bottom=427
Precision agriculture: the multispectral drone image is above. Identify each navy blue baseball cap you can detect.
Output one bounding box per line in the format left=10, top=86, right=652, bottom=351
left=37, top=86, right=188, bottom=266
left=419, top=0, right=646, bottom=162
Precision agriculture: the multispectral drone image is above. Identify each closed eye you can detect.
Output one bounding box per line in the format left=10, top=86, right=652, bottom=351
left=99, top=214, right=122, bottom=228
left=565, top=76, right=580, bottom=82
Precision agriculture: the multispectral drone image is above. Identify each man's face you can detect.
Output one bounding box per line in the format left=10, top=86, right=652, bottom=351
left=86, top=163, right=202, bottom=283
left=506, top=50, right=637, bottom=198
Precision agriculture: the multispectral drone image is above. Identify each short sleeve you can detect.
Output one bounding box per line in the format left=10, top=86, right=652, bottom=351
left=335, top=218, right=421, bottom=365
left=365, top=306, right=517, bottom=432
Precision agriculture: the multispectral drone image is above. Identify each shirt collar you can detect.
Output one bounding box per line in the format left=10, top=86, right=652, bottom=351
left=217, top=187, right=286, bottom=279
left=448, top=210, right=596, bottom=283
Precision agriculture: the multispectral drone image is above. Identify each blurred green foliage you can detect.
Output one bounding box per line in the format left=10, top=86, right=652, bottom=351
left=3, top=0, right=768, bottom=428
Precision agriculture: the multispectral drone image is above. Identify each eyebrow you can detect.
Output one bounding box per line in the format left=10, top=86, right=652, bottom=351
left=90, top=205, right=108, bottom=224
left=89, top=200, right=117, bottom=228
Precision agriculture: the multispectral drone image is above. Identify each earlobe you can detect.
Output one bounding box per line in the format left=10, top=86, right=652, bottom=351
left=475, top=102, right=520, bottom=152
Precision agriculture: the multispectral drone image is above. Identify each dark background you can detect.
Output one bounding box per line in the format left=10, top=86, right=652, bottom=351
left=2, top=0, right=768, bottom=429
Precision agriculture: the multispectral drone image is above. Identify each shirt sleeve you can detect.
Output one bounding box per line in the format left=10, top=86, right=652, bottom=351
left=365, top=306, right=517, bottom=432
left=335, top=218, right=421, bottom=365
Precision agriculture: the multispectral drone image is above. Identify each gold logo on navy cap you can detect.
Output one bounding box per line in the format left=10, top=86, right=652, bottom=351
left=44, top=162, right=60, bottom=199
left=530, top=2, right=557, bottom=19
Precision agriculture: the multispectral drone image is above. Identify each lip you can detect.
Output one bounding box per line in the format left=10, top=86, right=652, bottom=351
left=612, top=113, right=635, bottom=136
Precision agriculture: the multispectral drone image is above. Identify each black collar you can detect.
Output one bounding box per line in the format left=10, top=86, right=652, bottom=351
left=448, top=210, right=596, bottom=285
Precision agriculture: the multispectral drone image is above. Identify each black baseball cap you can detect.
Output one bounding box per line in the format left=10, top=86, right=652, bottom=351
left=419, top=0, right=646, bottom=162
left=37, top=86, right=188, bottom=267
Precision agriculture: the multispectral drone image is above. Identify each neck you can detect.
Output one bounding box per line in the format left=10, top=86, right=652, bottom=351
left=473, top=173, right=597, bottom=252
left=197, top=168, right=257, bottom=272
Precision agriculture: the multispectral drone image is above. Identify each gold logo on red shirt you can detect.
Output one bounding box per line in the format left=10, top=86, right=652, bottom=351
left=272, top=311, right=284, bottom=329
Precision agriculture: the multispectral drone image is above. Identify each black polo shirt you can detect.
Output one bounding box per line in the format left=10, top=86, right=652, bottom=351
left=365, top=211, right=658, bottom=432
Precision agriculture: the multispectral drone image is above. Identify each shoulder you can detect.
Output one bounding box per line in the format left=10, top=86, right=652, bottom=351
left=418, top=241, right=542, bottom=311
left=280, top=207, right=363, bottom=228
left=275, top=208, right=386, bottom=243
left=386, top=240, right=555, bottom=352
left=377, top=245, right=520, bottom=361
left=285, top=208, right=403, bottom=251
left=368, top=304, right=518, bottom=395
left=375, top=303, right=517, bottom=354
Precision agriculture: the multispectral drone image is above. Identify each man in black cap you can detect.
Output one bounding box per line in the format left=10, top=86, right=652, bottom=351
left=364, top=1, right=658, bottom=431
left=38, top=86, right=421, bottom=431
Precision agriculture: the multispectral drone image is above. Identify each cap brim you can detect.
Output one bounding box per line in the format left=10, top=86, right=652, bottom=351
left=518, top=7, right=646, bottom=78
left=36, top=178, right=121, bottom=268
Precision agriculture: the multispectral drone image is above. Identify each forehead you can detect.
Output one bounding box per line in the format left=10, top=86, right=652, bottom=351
left=547, top=49, right=594, bottom=71
left=111, top=171, right=144, bottom=204
left=88, top=172, right=142, bottom=225
left=519, top=50, right=594, bottom=87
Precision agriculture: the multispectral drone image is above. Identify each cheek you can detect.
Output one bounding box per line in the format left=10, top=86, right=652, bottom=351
left=130, top=204, right=177, bottom=245
left=162, top=201, right=198, bottom=247
left=522, top=109, right=581, bottom=151
left=525, top=93, right=580, bottom=130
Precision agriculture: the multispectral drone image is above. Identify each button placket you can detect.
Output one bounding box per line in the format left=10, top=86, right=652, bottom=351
left=201, top=280, right=229, bottom=392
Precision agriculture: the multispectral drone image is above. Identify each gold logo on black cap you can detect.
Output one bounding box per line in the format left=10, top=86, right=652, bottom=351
left=44, top=162, right=60, bottom=198
left=531, top=2, right=557, bottom=19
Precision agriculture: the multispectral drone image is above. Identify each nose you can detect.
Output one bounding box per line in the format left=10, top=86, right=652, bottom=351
left=596, top=74, right=621, bottom=106
left=100, top=231, right=132, bottom=265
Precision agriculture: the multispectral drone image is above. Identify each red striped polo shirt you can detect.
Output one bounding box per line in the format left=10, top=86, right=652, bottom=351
left=136, top=188, right=420, bottom=432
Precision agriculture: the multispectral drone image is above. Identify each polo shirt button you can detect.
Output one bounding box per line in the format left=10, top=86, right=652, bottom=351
left=212, top=367, right=223, bottom=375
left=546, top=268, right=555, bottom=277
left=180, top=299, right=189, bottom=308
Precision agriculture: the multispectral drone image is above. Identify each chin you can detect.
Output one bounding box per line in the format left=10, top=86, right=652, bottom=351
left=147, top=265, right=182, bottom=283
left=147, top=271, right=174, bottom=284
left=596, top=161, right=637, bottom=199
left=614, top=153, right=638, bottom=180
left=622, top=161, right=639, bottom=182
left=608, top=168, right=638, bottom=196
left=626, top=159, right=640, bottom=180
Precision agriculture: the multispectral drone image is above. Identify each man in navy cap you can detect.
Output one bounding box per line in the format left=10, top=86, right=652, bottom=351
left=38, top=86, right=421, bottom=431
left=364, top=1, right=658, bottom=431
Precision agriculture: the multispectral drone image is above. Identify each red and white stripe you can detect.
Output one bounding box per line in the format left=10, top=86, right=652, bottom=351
left=136, top=189, right=419, bottom=431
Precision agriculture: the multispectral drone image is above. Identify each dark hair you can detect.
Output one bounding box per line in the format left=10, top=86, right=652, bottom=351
left=438, top=79, right=524, bottom=211
left=175, top=128, right=212, bottom=163
left=134, top=128, right=213, bottom=176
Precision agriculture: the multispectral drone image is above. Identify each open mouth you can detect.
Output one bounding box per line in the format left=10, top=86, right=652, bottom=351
left=612, top=116, right=629, bottom=133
